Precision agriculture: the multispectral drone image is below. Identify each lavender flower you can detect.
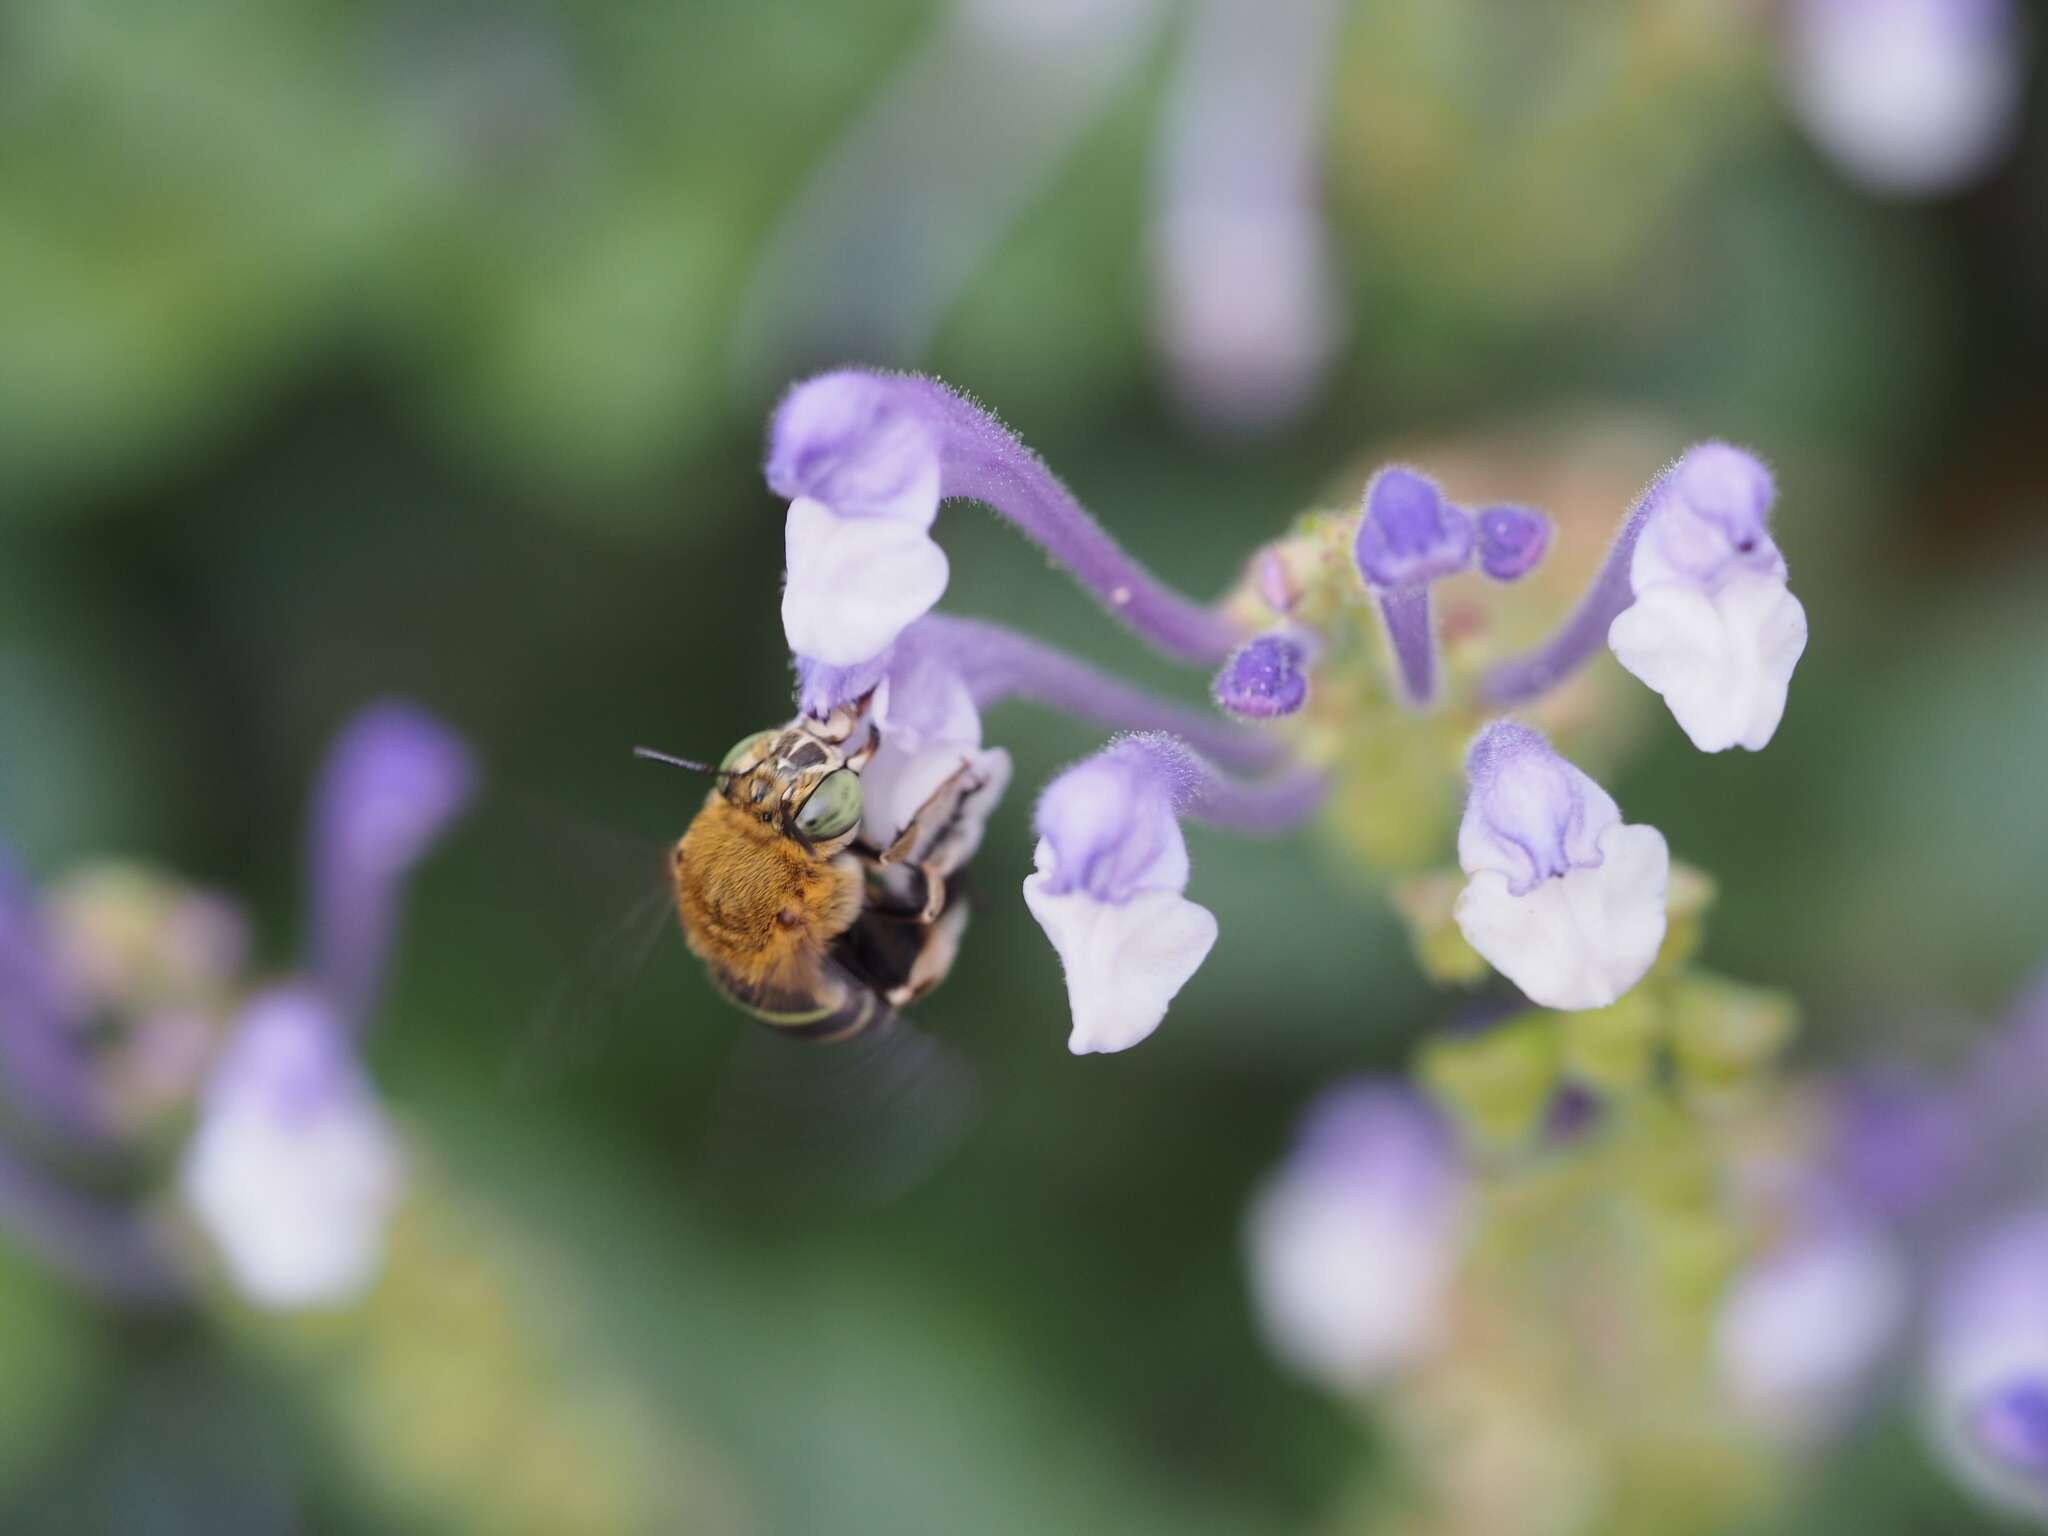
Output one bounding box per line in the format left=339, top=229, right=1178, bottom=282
left=1787, top=0, right=2028, bottom=198
left=1715, top=1179, right=1906, bottom=1441
left=1022, top=735, right=1218, bottom=1055
left=769, top=370, right=1242, bottom=688
left=1453, top=722, right=1669, bottom=1011
left=1607, top=445, right=1809, bottom=752
left=1487, top=443, right=1806, bottom=753
left=1353, top=467, right=1473, bottom=707
left=1213, top=630, right=1311, bottom=720
left=310, top=701, right=478, bottom=1025
left=178, top=988, right=404, bottom=1308
left=1245, top=1081, right=1466, bottom=1392
left=1150, top=0, right=1345, bottom=429
left=1927, top=1211, right=2048, bottom=1520
left=0, top=701, right=473, bottom=1313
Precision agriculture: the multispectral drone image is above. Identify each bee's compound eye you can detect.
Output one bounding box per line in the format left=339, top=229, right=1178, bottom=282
left=794, top=769, right=863, bottom=841
left=719, top=731, right=774, bottom=773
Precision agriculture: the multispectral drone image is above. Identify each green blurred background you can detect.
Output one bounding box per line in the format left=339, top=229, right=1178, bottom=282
left=2, top=0, right=2047, bottom=1530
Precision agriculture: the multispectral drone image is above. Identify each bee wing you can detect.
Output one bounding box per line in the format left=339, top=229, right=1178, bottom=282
left=693, top=1004, right=978, bottom=1209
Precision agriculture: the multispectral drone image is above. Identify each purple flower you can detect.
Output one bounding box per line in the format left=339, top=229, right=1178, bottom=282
left=1022, top=735, right=1217, bottom=1055
left=1474, top=505, right=1551, bottom=582
left=1020, top=731, right=1324, bottom=1053
left=309, top=701, right=477, bottom=1027
left=1453, top=722, right=1669, bottom=1010
left=1213, top=631, right=1311, bottom=720
left=1608, top=444, right=1807, bottom=752
left=1245, top=1080, right=1466, bottom=1392
left=769, top=370, right=1241, bottom=688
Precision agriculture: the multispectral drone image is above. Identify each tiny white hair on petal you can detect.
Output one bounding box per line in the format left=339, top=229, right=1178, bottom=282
left=1023, top=861, right=1217, bottom=1055
left=781, top=496, right=950, bottom=667
left=179, top=990, right=404, bottom=1310
left=1610, top=574, right=1809, bottom=753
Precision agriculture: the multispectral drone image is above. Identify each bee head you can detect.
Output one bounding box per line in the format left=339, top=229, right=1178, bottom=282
left=639, top=726, right=866, bottom=852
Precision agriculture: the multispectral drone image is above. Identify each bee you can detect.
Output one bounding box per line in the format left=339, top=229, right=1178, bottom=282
left=639, top=702, right=992, bottom=1045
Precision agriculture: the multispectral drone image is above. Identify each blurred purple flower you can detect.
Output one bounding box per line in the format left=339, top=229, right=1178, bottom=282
left=309, top=700, right=478, bottom=1026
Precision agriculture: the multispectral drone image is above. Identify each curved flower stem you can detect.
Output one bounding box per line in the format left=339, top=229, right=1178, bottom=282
left=1378, top=589, right=1437, bottom=707
left=1482, top=467, right=1668, bottom=706
left=0, top=1143, right=184, bottom=1308
left=780, top=372, right=1245, bottom=665
left=1185, top=762, right=1331, bottom=835
left=921, top=616, right=1284, bottom=775
left=1112, top=731, right=1328, bottom=835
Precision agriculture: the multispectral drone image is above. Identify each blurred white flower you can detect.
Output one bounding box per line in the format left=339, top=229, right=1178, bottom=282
left=1787, top=0, right=2027, bottom=198
left=180, top=989, right=404, bottom=1309
left=1246, top=1082, right=1465, bottom=1392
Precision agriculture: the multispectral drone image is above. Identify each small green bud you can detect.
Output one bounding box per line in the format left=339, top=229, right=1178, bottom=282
left=1559, top=989, right=1663, bottom=1094
left=1393, top=870, right=1492, bottom=986
left=1418, top=1014, right=1561, bottom=1147
left=1668, top=976, right=1798, bottom=1098
left=1650, top=863, right=1718, bottom=978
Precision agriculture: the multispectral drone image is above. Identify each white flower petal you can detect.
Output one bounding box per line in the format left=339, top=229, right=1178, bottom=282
left=781, top=497, right=950, bottom=666
left=1609, top=572, right=1809, bottom=753
left=862, top=742, right=1012, bottom=870
left=179, top=996, right=404, bottom=1309
left=1454, top=822, right=1669, bottom=1011
left=1022, top=869, right=1217, bottom=1055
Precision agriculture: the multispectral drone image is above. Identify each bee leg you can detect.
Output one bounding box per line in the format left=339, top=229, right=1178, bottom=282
left=876, top=757, right=995, bottom=881
left=886, top=899, right=970, bottom=1006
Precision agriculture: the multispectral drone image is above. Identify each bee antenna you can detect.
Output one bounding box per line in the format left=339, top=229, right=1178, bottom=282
left=632, top=745, right=727, bottom=777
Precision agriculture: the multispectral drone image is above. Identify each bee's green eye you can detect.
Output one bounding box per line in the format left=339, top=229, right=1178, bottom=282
left=720, top=731, right=773, bottom=773
left=794, top=769, right=863, bottom=841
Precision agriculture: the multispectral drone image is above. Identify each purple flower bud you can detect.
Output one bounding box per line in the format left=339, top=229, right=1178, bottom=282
left=1213, top=631, right=1310, bottom=720
left=309, top=701, right=476, bottom=1028
left=1475, top=505, right=1551, bottom=582
left=1353, top=468, right=1473, bottom=591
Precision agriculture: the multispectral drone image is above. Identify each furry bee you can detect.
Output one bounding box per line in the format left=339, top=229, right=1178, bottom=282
left=646, top=703, right=992, bottom=1044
